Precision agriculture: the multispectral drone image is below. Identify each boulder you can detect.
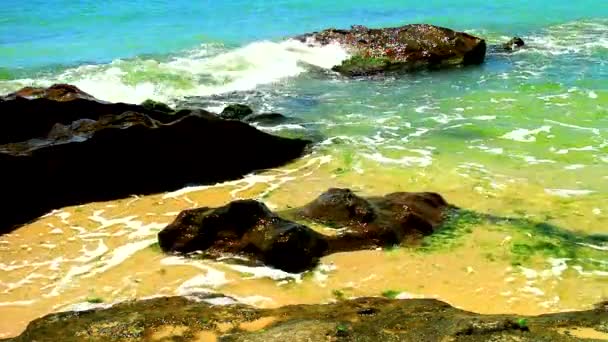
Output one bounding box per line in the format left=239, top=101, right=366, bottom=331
left=158, top=200, right=328, bottom=273
left=0, top=84, right=184, bottom=145
left=219, top=104, right=254, bottom=120
left=140, top=99, right=173, bottom=113
left=158, top=189, right=449, bottom=272
left=502, top=36, right=525, bottom=51
left=6, top=296, right=608, bottom=342
left=296, top=188, right=449, bottom=251
left=243, top=113, right=294, bottom=125
left=297, top=24, right=486, bottom=76
left=0, top=86, right=311, bottom=234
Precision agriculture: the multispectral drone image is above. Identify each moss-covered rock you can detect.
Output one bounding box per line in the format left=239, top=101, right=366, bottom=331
left=297, top=24, right=486, bottom=76
left=6, top=296, right=608, bottom=341
left=220, top=104, right=254, bottom=120
left=140, top=99, right=173, bottom=113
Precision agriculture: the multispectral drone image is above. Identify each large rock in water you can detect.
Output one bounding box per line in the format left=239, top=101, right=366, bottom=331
left=158, top=189, right=449, bottom=272
left=0, top=85, right=311, bottom=234
left=158, top=200, right=329, bottom=273
left=0, top=84, right=189, bottom=145
left=297, top=24, right=486, bottom=76
left=6, top=296, right=608, bottom=341
left=296, top=188, right=450, bottom=251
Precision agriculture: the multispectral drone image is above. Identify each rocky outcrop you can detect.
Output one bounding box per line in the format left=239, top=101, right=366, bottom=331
left=0, top=85, right=311, bottom=234
left=158, top=189, right=449, bottom=272
left=0, top=84, right=188, bottom=145
left=158, top=200, right=328, bottom=273
left=297, top=24, right=486, bottom=76
left=6, top=296, right=608, bottom=341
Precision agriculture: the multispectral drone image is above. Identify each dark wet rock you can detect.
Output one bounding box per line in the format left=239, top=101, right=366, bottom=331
left=0, top=84, right=187, bottom=145
left=140, top=99, right=173, bottom=113
left=296, top=188, right=449, bottom=251
left=297, top=24, right=486, bottom=76
left=243, top=113, right=294, bottom=125
left=158, top=200, right=328, bottom=273
left=158, top=189, right=449, bottom=272
left=6, top=296, right=608, bottom=341
left=219, top=104, right=254, bottom=120
left=0, top=86, right=311, bottom=234
left=502, top=36, right=525, bottom=51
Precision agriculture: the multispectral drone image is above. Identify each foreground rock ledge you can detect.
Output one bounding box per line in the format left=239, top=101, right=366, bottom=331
left=296, top=24, right=486, bottom=76
left=5, top=296, right=608, bottom=341
left=158, top=189, right=450, bottom=272
left=0, top=85, right=311, bottom=234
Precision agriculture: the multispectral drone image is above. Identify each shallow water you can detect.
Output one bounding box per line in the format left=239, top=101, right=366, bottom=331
left=1, top=0, right=608, bottom=339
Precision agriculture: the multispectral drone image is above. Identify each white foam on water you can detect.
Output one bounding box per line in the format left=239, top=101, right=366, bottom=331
left=89, top=210, right=138, bottom=229
left=161, top=256, right=229, bottom=290
left=231, top=295, right=274, bottom=306
left=227, top=264, right=301, bottom=282
left=362, top=150, right=432, bottom=167
left=163, top=155, right=329, bottom=200
left=73, top=239, right=109, bottom=263
left=49, top=228, right=64, bottom=235
left=201, top=296, right=238, bottom=305
left=501, top=126, right=552, bottom=142
left=125, top=221, right=167, bottom=239
left=61, top=301, right=115, bottom=312
left=545, top=120, right=601, bottom=135
left=472, top=115, right=496, bottom=121
left=414, top=105, right=437, bottom=113
left=553, top=146, right=596, bottom=155
left=544, top=189, right=595, bottom=197
left=521, top=286, right=545, bottom=296
left=0, top=39, right=349, bottom=104
left=519, top=267, right=538, bottom=279
left=522, top=19, right=608, bottom=56
left=589, top=91, right=598, bottom=99
left=44, top=265, right=94, bottom=297
left=395, top=292, right=425, bottom=299
left=577, top=243, right=608, bottom=251
left=520, top=155, right=556, bottom=165
left=253, top=123, right=306, bottom=132
left=84, top=239, right=156, bottom=276
left=0, top=300, right=36, bottom=307
left=564, top=164, right=585, bottom=170
left=176, top=273, right=229, bottom=295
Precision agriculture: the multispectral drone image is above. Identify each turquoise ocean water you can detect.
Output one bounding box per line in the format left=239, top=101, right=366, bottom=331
left=1, top=1, right=608, bottom=236
left=1, top=0, right=607, bottom=205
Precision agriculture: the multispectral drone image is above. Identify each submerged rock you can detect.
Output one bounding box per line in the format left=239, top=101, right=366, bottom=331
left=502, top=36, right=525, bottom=51
left=243, top=113, right=294, bottom=125
left=158, top=188, right=449, bottom=272
left=6, top=296, right=608, bottom=341
left=0, top=85, right=311, bottom=234
left=158, top=200, right=328, bottom=273
left=219, top=104, right=254, bottom=120
left=297, top=24, right=486, bottom=76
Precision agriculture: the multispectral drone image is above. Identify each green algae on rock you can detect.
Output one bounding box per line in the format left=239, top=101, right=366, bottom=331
left=296, top=24, right=486, bottom=76
left=5, top=296, right=608, bottom=341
